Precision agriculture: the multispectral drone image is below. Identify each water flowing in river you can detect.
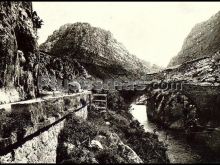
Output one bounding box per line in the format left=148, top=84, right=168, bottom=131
left=130, top=104, right=205, bottom=163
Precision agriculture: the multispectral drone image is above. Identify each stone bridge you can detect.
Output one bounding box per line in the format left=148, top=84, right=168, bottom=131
left=118, top=76, right=220, bottom=126
left=117, top=56, right=220, bottom=126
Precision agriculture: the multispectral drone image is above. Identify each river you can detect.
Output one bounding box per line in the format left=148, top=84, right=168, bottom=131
left=129, top=104, right=205, bottom=163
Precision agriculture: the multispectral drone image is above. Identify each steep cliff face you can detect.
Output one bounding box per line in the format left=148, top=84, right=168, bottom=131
left=38, top=51, right=92, bottom=92
left=0, top=2, right=39, bottom=104
left=40, top=23, right=157, bottom=80
left=169, top=11, right=220, bottom=66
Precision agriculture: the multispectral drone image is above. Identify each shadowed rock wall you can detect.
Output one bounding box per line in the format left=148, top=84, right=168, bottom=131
left=0, top=2, right=39, bottom=104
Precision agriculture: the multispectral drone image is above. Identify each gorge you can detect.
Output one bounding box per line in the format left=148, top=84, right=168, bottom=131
left=0, top=1, right=220, bottom=164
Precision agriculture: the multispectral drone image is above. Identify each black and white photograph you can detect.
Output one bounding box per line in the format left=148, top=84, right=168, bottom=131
left=0, top=1, right=220, bottom=163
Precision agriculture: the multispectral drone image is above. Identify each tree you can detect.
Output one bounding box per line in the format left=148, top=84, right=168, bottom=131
left=32, top=11, right=44, bottom=29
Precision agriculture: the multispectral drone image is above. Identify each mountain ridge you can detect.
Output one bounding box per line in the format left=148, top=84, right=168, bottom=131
left=169, top=11, right=220, bottom=66
left=40, top=22, right=161, bottom=80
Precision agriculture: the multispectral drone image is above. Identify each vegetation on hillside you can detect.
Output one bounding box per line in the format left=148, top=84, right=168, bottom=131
left=57, top=91, right=168, bottom=163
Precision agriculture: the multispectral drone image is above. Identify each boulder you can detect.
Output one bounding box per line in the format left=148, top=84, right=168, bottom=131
left=89, top=140, right=103, bottom=150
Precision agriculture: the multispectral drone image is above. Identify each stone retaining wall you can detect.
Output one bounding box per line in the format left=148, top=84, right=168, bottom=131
left=0, top=91, right=91, bottom=163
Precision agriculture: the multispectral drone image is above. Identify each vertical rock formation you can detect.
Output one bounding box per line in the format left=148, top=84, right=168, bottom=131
left=169, top=11, right=220, bottom=66
left=0, top=1, right=39, bottom=104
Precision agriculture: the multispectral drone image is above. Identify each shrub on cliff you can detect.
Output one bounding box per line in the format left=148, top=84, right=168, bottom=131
left=87, top=104, right=168, bottom=163
left=57, top=87, right=168, bottom=163
left=57, top=114, right=142, bottom=163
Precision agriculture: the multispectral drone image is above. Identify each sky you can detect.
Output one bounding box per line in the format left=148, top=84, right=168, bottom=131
left=33, top=2, right=220, bottom=67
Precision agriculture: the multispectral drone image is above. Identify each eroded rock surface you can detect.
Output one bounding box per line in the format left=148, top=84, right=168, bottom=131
left=40, top=23, right=161, bottom=80
left=38, top=51, right=92, bottom=92
left=0, top=2, right=39, bottom=104
left=169, top=11, right=220, bottom=66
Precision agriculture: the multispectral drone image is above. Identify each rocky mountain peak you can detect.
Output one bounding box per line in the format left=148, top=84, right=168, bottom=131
left=40, top=22, right=160, bottom=80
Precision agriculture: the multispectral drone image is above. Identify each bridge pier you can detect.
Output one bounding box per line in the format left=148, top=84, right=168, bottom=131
left=183, top=84, right=220, bottom=126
